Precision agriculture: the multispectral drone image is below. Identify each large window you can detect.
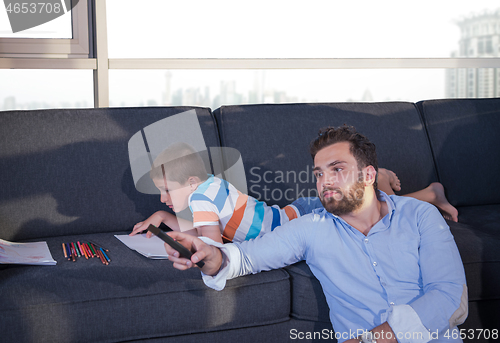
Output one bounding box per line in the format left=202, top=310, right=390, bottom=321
left=105, top=0, right=500, bottom=107
left=1, top=0, right=500, bottom=110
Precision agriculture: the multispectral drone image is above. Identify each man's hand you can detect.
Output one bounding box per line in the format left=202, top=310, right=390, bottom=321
left=371, top=322, right=397, bottom=343
left=165, top=231, right=223, bottom=276
left=345, top=322, right=398, bottom=343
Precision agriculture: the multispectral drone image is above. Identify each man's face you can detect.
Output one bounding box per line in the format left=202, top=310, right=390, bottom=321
left=313, top=142, right=366, bottom=216
left=153, top=178, right=191, bottom=213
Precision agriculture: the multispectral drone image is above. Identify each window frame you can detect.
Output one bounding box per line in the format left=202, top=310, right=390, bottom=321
left=0, top=0, right=90, bottom=58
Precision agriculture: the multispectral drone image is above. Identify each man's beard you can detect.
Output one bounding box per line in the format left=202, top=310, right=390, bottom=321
left=320, top=178, right=365, bottom=216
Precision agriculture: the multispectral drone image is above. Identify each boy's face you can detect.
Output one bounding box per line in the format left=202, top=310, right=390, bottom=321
left=153, top=178, right=191, bottom=213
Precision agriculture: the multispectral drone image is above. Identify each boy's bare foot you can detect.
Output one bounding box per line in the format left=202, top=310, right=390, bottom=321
left=405, top=182, right=458, bottom=222
left=378, top=168, right=401, bottom=194
left=427, top=182, right=459, bottom=222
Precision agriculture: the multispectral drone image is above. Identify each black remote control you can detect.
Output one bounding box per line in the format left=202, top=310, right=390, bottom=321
left=147, top=224, right=205, bottom=268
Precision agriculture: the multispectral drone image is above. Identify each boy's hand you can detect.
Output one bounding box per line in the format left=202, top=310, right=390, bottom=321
left=130, top=211, right=166, bottom=237
left=165, top=231, right=223, bottom=276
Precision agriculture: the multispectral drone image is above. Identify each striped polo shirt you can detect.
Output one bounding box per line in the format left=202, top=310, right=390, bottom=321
left=188, top=175, right=300, bottom=243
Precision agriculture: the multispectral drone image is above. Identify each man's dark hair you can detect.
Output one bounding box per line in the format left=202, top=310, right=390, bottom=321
left=309, top=125, right=378, bottom=191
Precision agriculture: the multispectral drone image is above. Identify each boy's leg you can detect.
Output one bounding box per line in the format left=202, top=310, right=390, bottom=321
left=377, top=168, right=458, bottom=222
left=402, top=182, right=458, bottom=222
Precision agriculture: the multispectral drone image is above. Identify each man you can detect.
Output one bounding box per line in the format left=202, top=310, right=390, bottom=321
left=165, top=126, right=468, bottom=343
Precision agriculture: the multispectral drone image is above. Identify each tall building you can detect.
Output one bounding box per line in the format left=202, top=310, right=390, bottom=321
left=163, top=71, right=173, bottom=105
left=3, top=96, right=16, bottom=110
left=446, top=9, right=500, bottom=98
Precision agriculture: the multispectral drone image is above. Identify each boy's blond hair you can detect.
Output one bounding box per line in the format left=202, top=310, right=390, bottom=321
left=150, top=142, right=208, bottom=184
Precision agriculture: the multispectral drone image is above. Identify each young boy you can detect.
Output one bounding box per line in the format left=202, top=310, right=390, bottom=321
left=130, top=142, right=302, bottom=243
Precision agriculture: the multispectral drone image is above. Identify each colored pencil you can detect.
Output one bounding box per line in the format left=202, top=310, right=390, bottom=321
left=84, top=242, right=90, bottom=259
left=76, top=242, right=82, bottom=258
left=79, top=242, right=88, bottom=259
left=88, top=243, right=97, bottom=257
left=70, top=243, right=76, bottom=261
left=66, top=243, right=72, bottom=260
left=100, top=247, right=110, bottom=263
left=84, top=243, right=93, bottom=257
left=71, top=242, right=79, bottom=257
left=102, top=250, right=107, bottom=264
left=62, top=243, right=68, bottom=259
left=90, top=241, right=109, bottom=252
left=97, top=249, right=107, bottom=265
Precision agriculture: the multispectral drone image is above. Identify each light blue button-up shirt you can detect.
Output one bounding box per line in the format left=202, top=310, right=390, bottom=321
left=202, top=192, right=468, bottom=343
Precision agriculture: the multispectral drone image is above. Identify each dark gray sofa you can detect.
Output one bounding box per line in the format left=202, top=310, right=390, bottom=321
left=0, top=99, right=499, bottom=342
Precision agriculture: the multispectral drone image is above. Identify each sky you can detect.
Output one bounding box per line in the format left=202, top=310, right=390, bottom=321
left=106, top=0, right=499, bottom=59
left=1, top=0, right=499, bottom=108
left=105, top=0, right=499, bottom=105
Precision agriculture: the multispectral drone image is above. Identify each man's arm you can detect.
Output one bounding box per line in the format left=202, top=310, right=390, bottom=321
left=166, top=218, right=310, bottom=290
left=388, top=205, right=467, bottom=342
left=346, top=204, right=466, bottom=343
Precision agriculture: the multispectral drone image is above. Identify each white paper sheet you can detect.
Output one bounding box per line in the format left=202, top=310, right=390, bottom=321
left=114, top=234, right=169, bottom=259
left=0, top=238, right=57, bottom=265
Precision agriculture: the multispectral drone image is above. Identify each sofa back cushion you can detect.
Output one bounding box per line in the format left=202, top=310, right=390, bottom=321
left=0, top=107, right=219, bottom=241
left=214, top=102, right=438, bottom=208
left=417, top=98, right=500, bottom=207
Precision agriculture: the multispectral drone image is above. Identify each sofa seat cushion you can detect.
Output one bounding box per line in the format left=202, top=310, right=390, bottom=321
left=285, top=261, right=331, bottom=323
left=448, top=221, right=500, bottom=302
left=456, top=204, right=500, bottom=237
left=0, top=232, right=291, bottom=343
left=135, top=318, right=336, bottom=343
